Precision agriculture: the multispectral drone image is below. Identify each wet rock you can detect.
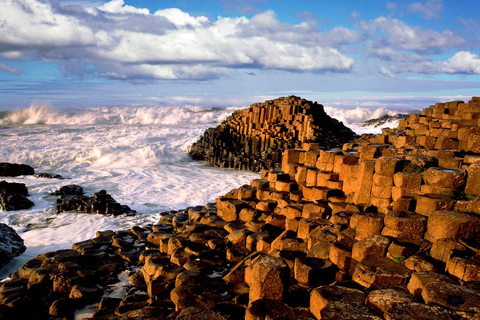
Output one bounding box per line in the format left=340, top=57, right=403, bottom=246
left=0, top=163, right=34, bottom=177
left=34, top=172, right=63, bottom=179
left=54, top=187, right=136, bottom=216
left=0, top=223, right=26, bottom=269
left=0, top=180, right=34, bottom=211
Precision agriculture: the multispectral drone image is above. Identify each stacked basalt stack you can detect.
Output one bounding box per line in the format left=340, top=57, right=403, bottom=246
left=2, top=98, right=480, bottom=320
left=189, top=96, right=356, bottom=172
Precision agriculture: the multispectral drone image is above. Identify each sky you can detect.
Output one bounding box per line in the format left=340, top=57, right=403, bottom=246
left=0, top=0, right=479, bottom=111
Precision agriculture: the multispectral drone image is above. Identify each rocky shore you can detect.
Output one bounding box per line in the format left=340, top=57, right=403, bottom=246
left=1, top=97, right=480, bottom=319
left=188, top=96, right=356, bottom=172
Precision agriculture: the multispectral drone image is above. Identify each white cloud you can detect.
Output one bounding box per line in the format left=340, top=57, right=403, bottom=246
left=400, top=51, right=480, bottom=74
left=96, top=0, right=149, bottom=15
left=0, top=0, right=95, bottom=48
left=1, top=51, right=23, bottom=59
left=0, top=64, right=22, bottom=74
left=372, top=16, right=465, bottom=52
left=379, top=66, right=396, bottom=78
left=442, top=51, right=480, bottom=74
left=0, top=0, right=356, bottom=80
left=154, top=8, right=209, bottom=27
left=370, top=47, right=426, bottom=62
left=408, top=0, right=443, bottom=20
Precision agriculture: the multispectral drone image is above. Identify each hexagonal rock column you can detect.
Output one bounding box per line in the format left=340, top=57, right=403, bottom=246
left=382, top=210, right=427, bottom=240
left=465, top=162, right=480, bottom=197
left=350, top=212, right=384, bottom=240
left=415, top=194, right=454, bottom=217
left=244, top=254, right=290, bottom=304
left=422, top=167, right=466, bottom=194
left=352, top=257, right=412, bottom=289
left=408, top=272, right=480, bottom=313
left=425, top=210, right=480, bottom=243
left=349, top=235, right=390, bottom=275
left=310, top=286, right=381, bottom=320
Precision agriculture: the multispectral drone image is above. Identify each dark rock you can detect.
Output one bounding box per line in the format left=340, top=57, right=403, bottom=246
left=34, top=172, right=63, bottom=179
left=53, top=186, right=136, bottom=216
left=0, top=180, right=34, bottom=211
left=49, top=297, right=77, bottom=317
left=0, top=163, right=34, bottom=177
left=51, top=184, right=84, bottom=196
left=0, top=223, right=26, bottom=269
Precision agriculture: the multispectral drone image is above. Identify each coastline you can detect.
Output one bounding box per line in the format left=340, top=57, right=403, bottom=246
left=1, top=97, right=480, bottom=319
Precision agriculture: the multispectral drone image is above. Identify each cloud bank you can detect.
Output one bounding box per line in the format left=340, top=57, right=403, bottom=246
left=0, top=0, right=478, bottom=82
left=0, top=0, right=355, bottom=80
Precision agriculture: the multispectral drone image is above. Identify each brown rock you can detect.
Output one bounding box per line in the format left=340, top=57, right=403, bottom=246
left=384, top=302, right=454, bottom=320
left=365, top=288, right=416, bottom=314
left=446, top=254, right=480, bottom=282
left=425, top=210, right=480, bottom=242
left=245, top=299, right=296, bottom=320
left=350, top=212, right=384, bottom=240
left=408, top=272, right=480, bottom=313
left=375, top=156, right=404, bottom=176
left=350, top=235, right=390, bottom=274
left=404, top=255, right=439, bottom=272
left=309, top=286, right=367, bottom=320
left=416, top=194, right=454, bottom=217
left=244, top=254, right=290, bottom=303
left=329, top=239, right=354, bottom=271
left=216, top=198, right=246, bottom=221
left=294, top=257, right=336, bottom=287
left=466, top=127, right=480, bottom=153
left=69, top=283, right=103, bottom=302
left=353, top=160, right=375, bottom=205
left=382, top=211, right=426, bottom=239
left=465, top=162, right=480, bottom=196
left=423, top=167, right=466, bottom=189
left=352, top=257, right=412, bottom=289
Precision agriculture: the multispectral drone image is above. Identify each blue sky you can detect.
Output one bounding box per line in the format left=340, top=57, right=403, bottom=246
left=0, top=0, right=479, bottom=110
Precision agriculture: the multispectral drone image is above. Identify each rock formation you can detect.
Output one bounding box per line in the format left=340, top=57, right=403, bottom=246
left=0, top=224, right=26, bottom=269
left=53, top=185, right=136, bottom=216
left=0, top=180, right=34, bottom=211
left=0, top=163, right=34, bottom=177
left=1, top=97, right=480, bottom=319
left=189, top=96, right=356, bottom=171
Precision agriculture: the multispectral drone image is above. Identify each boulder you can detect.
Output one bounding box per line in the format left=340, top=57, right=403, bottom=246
left=0, top=223, right=26, bottom=269
left=0, top=181, right=34, bottom=211
left=0, top=163, right=34, bottom=177
left=54, top=186, right=135, bottom=216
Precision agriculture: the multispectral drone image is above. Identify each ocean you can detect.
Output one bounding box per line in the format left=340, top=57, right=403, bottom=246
left=0, top=103, right=402, bottom=279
